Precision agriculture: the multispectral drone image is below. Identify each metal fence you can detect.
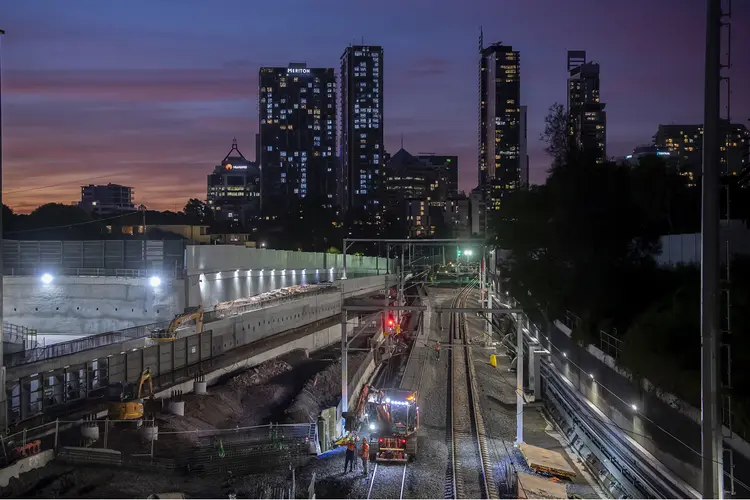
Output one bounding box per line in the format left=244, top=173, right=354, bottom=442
left=3, top=239, right=185, bottom=274
left=3, top=321, right=38, bottom=349
left=2, top=417, right=317, bottom=479
left=599, top=329, right=623, bottom=359
left=4, top=320, right=170, bottom=368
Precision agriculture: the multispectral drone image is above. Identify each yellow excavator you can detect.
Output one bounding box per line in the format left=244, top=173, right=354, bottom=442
left=149, top=306, right=204, bottom=343
left=107, top=368, right=154, bottom=420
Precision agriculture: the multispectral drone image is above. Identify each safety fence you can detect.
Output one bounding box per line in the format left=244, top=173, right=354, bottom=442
left=2, top=418, right=318, bottom=475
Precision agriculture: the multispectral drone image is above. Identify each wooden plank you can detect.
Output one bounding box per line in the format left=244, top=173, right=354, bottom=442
left=517, top=472, right=567, bottom=499
left=519, top=442, right=577, bottom=479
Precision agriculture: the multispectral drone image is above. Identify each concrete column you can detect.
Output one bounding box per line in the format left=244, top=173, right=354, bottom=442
left=20, top=379, right=30, bottom=420
left=340, top=310, right=348, bottom=415
left=515, top=315, right=524, bottom=445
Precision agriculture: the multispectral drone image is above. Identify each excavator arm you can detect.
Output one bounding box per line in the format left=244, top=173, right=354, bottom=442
left=137, top=369, right=154, bottom=399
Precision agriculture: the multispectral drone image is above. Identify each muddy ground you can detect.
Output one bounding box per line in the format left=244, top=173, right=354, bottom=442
left=4, top=346, right=369, bottom=499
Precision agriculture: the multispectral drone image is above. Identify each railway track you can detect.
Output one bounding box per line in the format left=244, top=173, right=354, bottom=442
left=446, top=283, right=498, bottom=499
left=366, top=461, right=408, bottom=499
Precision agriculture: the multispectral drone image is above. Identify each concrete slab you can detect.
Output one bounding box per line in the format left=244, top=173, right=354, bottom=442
left=516, top=471, right=567, bottom=499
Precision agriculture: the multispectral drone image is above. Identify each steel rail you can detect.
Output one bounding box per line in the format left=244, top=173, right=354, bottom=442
left=448, top=283, right=496, bottom=499
left=542, top=362, right=699, bottom=499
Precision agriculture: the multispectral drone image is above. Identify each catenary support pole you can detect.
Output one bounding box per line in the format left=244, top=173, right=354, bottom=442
left=701, top=0, right=724, bottom=496
left=340, top=310, right=348, bottom=416
left=515, top=313, right=524, bottom=445
left=0, top=29, right=6, bottom=432
left=342, top=240, right=348, bottom=280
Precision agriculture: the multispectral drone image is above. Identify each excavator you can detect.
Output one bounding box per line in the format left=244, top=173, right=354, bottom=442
left=107, top=368, right=154, bottom=420
left=149, top=306, right=204, bottom=343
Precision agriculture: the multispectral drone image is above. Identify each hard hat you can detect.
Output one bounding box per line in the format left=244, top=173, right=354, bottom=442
left=362, top=437, right=368, bottom=442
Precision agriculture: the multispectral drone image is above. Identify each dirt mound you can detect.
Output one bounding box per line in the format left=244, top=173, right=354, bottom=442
left=160, top=359, right=293, bottom=433
left=284, top=352, right=368, bottom=423
left=227, top=360, right=292, bottom=391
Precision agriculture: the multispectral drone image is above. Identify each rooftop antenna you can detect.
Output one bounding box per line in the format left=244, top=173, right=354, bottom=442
left=400, top=133, right=404, bottom=150
left=479, top=25, right=483, bottom=52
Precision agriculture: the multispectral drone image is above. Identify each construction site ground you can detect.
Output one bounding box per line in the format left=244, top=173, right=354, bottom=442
left=305, top=287, right=606, bottom=499
left=3, top=324, right=373, bottom=498
left=305, top=288, right=452, bottom=499
left=465, top=309, right=605, bottom=499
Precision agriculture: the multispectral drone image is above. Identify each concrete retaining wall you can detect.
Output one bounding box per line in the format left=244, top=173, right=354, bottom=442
left=3, top=276, right=185, bottom=335
left=7, top=275, right=394, bottom=382
left=186, top=246, right=391, bottom=276
left=155, top=322, right=352, bottom=398
left=0, top=449, right=55, bottom=488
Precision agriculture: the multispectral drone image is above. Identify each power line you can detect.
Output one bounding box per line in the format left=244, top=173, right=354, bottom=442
left=4, top=211, right=136, bottom=235
left=2, top=167, right=151, bottom=196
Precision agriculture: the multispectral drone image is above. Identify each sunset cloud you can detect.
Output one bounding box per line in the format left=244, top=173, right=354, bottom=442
left=0, top=0, right=747, bottom=214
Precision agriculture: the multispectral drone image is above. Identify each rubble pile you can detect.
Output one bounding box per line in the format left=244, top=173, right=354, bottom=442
left=227, top=360, right=292, bottom=390
left=284, top=352, right=368, bottom=423
left=160, top=359, right=294, bottom=432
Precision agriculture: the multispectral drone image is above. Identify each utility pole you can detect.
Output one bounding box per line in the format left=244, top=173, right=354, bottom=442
left=0, top=29, right=6, bottom=431
left=701, top=0, right=724, bottom=497
left=515, top=313, right=524, bottom=445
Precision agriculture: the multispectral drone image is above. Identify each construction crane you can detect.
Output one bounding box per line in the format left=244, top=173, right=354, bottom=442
left=149, top=306, right=204, bottom=343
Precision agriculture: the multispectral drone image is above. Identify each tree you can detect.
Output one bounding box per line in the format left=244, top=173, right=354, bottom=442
left=539, top=102, right=570, bottom=171
left=183, top=198, right=211, bottom=224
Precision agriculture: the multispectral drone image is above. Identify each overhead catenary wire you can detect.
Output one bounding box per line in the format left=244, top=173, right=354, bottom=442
left=2, top=166, right=151, bottom=196
left=516, top=310, right=739, bottom=477
left=4, top=211, right=137, bottom=235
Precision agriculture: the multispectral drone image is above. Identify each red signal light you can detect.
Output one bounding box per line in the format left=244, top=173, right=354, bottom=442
left=379, top=438, right=384, bottom=444
left=388, top=319, right=394, bottom=327
left=400, top=439, right=406, bottom=445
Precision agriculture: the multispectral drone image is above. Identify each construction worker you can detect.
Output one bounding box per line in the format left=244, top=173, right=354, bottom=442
left=344, top=436, right=357, bottom=473
left=359, top=437, right=370, bottom=475
left=435, top=341, right=441, bottom=360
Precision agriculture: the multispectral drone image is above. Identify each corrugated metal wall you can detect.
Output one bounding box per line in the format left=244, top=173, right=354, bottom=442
left=2, top=240, right=184, bottom=272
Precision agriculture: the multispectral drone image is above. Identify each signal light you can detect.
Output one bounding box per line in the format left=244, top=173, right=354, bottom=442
left=379, top=438, right=384, bottom=444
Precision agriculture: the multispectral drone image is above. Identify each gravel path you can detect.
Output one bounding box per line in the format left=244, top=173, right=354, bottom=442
left=466, top=309, right=605, bottom=499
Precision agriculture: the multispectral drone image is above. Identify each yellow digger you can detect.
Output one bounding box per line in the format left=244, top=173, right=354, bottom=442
left=107, top=368, right=154, bottom=420
left=149, top=306, right=204, bottom=343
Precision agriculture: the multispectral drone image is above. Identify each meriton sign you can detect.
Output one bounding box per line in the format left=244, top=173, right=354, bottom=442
left=287, top=68, right=311, bottom=75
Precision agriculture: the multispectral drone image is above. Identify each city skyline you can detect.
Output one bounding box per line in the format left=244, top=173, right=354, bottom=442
left=1, top=0, right=749, bottom=212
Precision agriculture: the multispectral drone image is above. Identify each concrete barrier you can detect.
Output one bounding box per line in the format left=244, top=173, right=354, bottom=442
left=0, top=449, right=55, bottom=488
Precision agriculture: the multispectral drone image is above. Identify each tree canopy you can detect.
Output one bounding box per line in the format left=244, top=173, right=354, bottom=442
left=490, top=145, right=750, bottom=433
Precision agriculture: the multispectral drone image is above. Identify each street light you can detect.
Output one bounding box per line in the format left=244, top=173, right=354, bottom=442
left=40, top=273, right=54, bottom=285
left=149, top=276, right=161, bottom=288
left=464, top=249, right=473, bottom=256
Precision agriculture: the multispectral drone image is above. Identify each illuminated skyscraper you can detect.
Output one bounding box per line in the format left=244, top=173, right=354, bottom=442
left=207, top=139, right=260, bottom=224
left=340, top=45, right=384, bottom=213
left=258, top=63, right=336, bottom=212
left=478, top=34, right=521, bottom=212
left=567, top=50, right=607, bottom=165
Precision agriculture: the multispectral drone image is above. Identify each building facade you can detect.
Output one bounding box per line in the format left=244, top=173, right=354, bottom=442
left=415, top=154, right=459, bottom=200
left=567, top=50, right=607, bottom=165
left=207, top=139, right=261, bottom=224
left=79, top=184, right=135, bottom=216
left=340, top=45, right=384, bottom=214
left=478, top=35, right=522, bottom=213
left=520, top=105, right=530, bottom=187
left=654, top=122, right=750, bottom=177
left=259, top=63, right=337, bottom=212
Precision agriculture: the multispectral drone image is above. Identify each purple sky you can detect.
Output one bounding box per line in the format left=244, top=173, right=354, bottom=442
left=1, top=0, right=748, bottom=212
